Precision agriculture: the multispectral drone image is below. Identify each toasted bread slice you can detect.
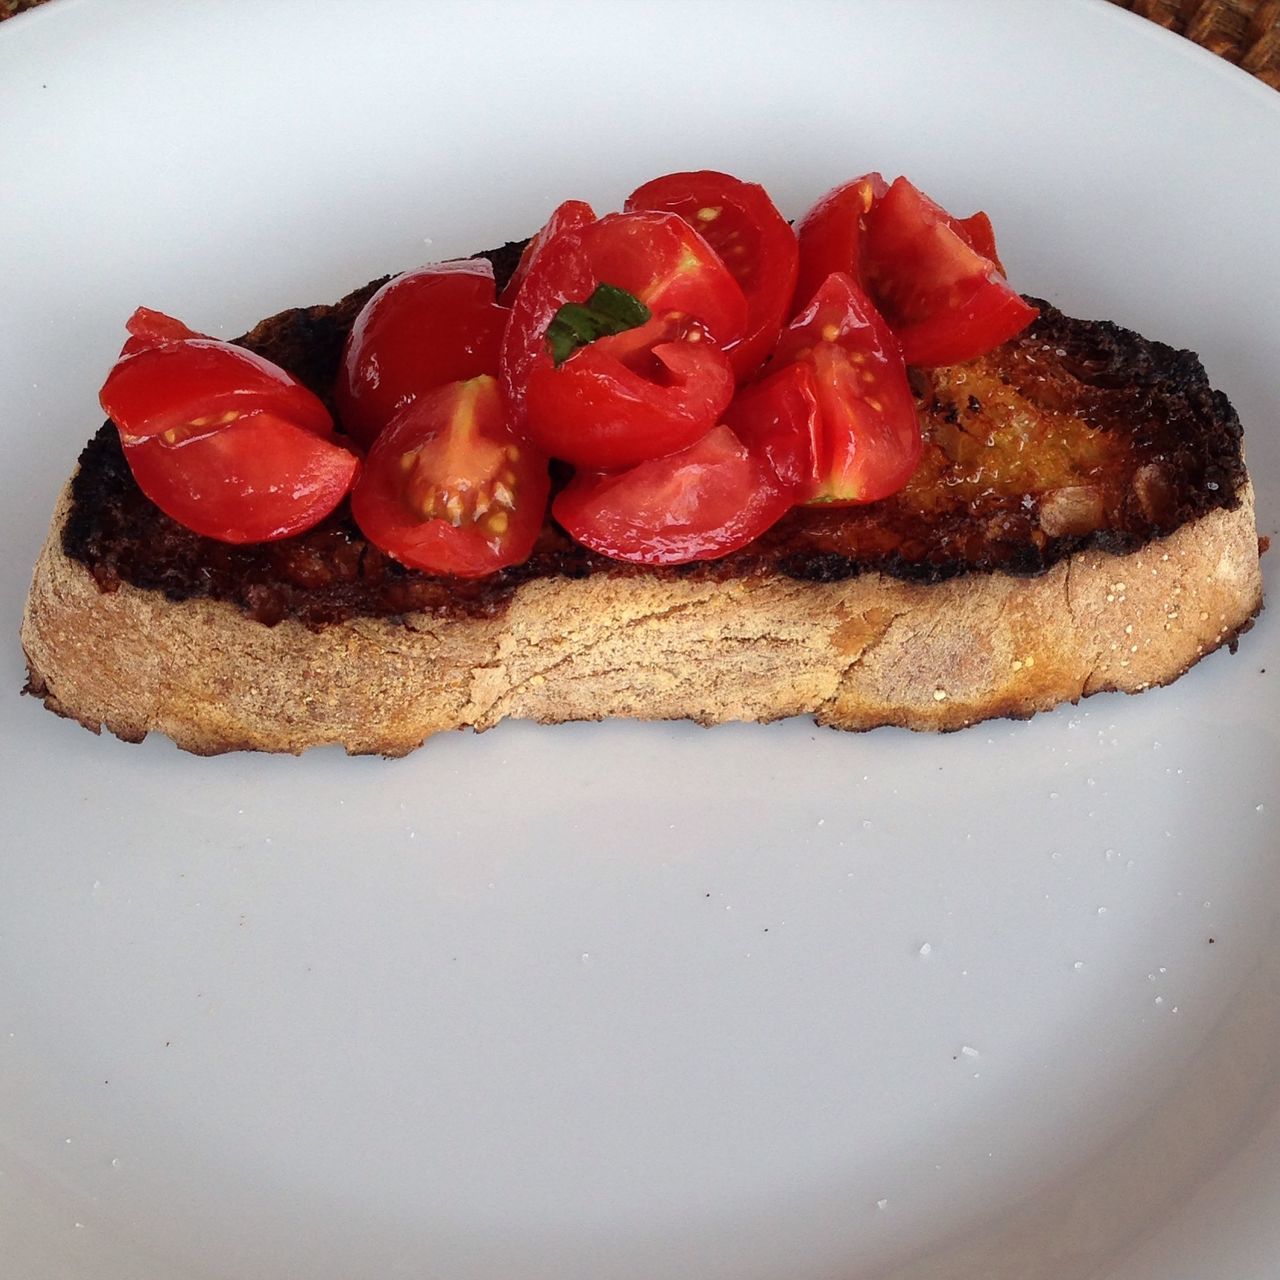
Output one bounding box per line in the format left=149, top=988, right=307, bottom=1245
left=20, top=263, right=1264, bottom=755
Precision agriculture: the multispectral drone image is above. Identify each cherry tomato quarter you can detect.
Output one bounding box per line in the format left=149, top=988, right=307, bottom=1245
left=336, top=259, right=507, bottom=449
left=862, top=176, right=1036, bottom=366
left=625, top=170, right=798, bottom=380
left=351, top=375, right=550, bottom=577
left=498, top=199, right=597, bottom=306
left=123, top=411, right=359, bottom=543
left=773, top=272, right=921, bottom=505
left=793, top=172, right=888, bottom=318
left=552, top=424, right=793, bottom=566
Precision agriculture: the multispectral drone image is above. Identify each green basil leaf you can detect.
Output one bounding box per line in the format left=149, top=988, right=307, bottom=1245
left=546, top=283, right=651, bottom=367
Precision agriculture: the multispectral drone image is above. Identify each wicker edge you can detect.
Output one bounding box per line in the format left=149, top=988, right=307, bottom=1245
left=1107, top=0, right=1280, bottom=86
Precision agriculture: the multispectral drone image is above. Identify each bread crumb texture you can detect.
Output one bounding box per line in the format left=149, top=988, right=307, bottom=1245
left=20, top=483, right=1263, bottom=756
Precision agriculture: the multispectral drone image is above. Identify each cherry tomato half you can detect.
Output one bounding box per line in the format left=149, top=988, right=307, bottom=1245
left=335, top=259, right=507, bottom=449
left=625, top=170, right=798, bottom=381
left=123, top=411, right=359, bottom=543
left=793, top=172, right=888, bottom=319
left=523, top=312, right=735, bottom=471
left=863, top=177, right=1037, bottom=366
left=498, top=199, right=597, bottom=306
left=552, top=423, right=793, bottom=566
left=351, top=375, right=550, bottom=577
left=501, top=209, right=747, bottom=430
left=773, top=272, right=921, bottom=505
left=102, top=308, right=359, bottom=542
left=102, top=317, right=334, bottom=445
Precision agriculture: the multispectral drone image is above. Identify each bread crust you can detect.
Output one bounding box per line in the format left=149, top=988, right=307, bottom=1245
left=21, top=478, right=1263, bottom=756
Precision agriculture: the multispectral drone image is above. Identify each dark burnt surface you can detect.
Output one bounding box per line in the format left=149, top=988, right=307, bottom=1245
left=63, top=260, right=1248, bottom=627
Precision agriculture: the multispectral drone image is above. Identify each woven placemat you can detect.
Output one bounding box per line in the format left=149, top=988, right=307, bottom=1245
left=2, top=0, right=1277, bottom=85
left=1109, top=0, right=1280, bottom=85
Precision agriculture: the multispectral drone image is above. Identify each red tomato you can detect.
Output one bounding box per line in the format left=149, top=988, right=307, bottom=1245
left=953, top=210, right=1002, bottom=271
left=335, top=259, right=507, bottom=449
left=581, top=212, right=747, bottom=342
left=552, top=424, right=793, bottom=566
left=863, top=177, right=1036, bottom=366
left=498, top=199, right=597, bottom=306
left=123, top=411, right=359, bottom=543
left=793, top=172, right=888, bottom=317
left=351, top=375, right=550, bottom=577
left=102, top=307, right=359, bottom=542
left=119, top=306, right=204, bottom=356
left=501, top=209, right=747, bottom=429
left=625, top=170, right=798, bottom=380
left=523, top=312, right=735, bottom=470
left=722, top=361, right=822, bottom=498
left=773, top=272, right=921, bottom=505
left=102, top=333, right=334, bottom=444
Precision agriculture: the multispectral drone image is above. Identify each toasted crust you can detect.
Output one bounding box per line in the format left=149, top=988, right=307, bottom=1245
left=21, top=477, right=1263, bottom=756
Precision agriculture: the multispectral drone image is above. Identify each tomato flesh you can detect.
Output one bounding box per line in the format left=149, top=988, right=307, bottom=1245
left=351, top=375, right=549, bottom=577
left=553, top=424, right=793, bottom=566
left=773, top=272, right=921, bottom=504
left=335, top=259, right=507, bottom=448
left=523, top=312, right=735, bottom=470
left=124, top=411, right=359, bottom=543
left=625, top=170, right=798, bottom=380
left=793, top=172, right=888, bottom=317
left=863, top=177, right=1037, bottom=366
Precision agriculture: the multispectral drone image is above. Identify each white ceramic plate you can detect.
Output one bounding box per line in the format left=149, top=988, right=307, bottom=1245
left=2, top=2, right=1278, bottom=1276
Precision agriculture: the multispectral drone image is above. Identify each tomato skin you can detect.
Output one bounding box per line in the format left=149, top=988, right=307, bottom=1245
left=793, top=172, right=888, bottom=317
left=123, top=411, right=359, bottom=543
left=863, top=176, right=1037, bottom=366
left=351, top=375, right=550, bottom=577
left=335, top=259, right=507, bottom=449
left=722, top=361, right=822, bottom=499
left=500, top=209, right=747, bottom=429
left=522, top=313, right=735, bottom=470
left=625, top=170, right=798, bottom=380
left=773, top=272, right=921, bottom=505
left=581, top=212, right=747, bottom=343
left=119, top=306, right=204, bottom=356
left=552, top=424, right=793, bottom=566
left=953, top=210, right=1002, bottom=271
left=500, top=219, right=595, bottom=428
left=498, top=199, right=597, bottom=306
left=102, top=337, right=335, bottom=444
left=102, top=307, right=359, bottom=543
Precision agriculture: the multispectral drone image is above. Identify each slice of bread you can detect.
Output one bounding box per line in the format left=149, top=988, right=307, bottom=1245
left=19, top=265, right=1264, bottom=756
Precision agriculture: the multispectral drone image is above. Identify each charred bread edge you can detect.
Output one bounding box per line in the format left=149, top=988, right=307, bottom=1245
left=21, top=478, right=1262, bottom=755
left=56, top=269, right=1254, bottom=629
